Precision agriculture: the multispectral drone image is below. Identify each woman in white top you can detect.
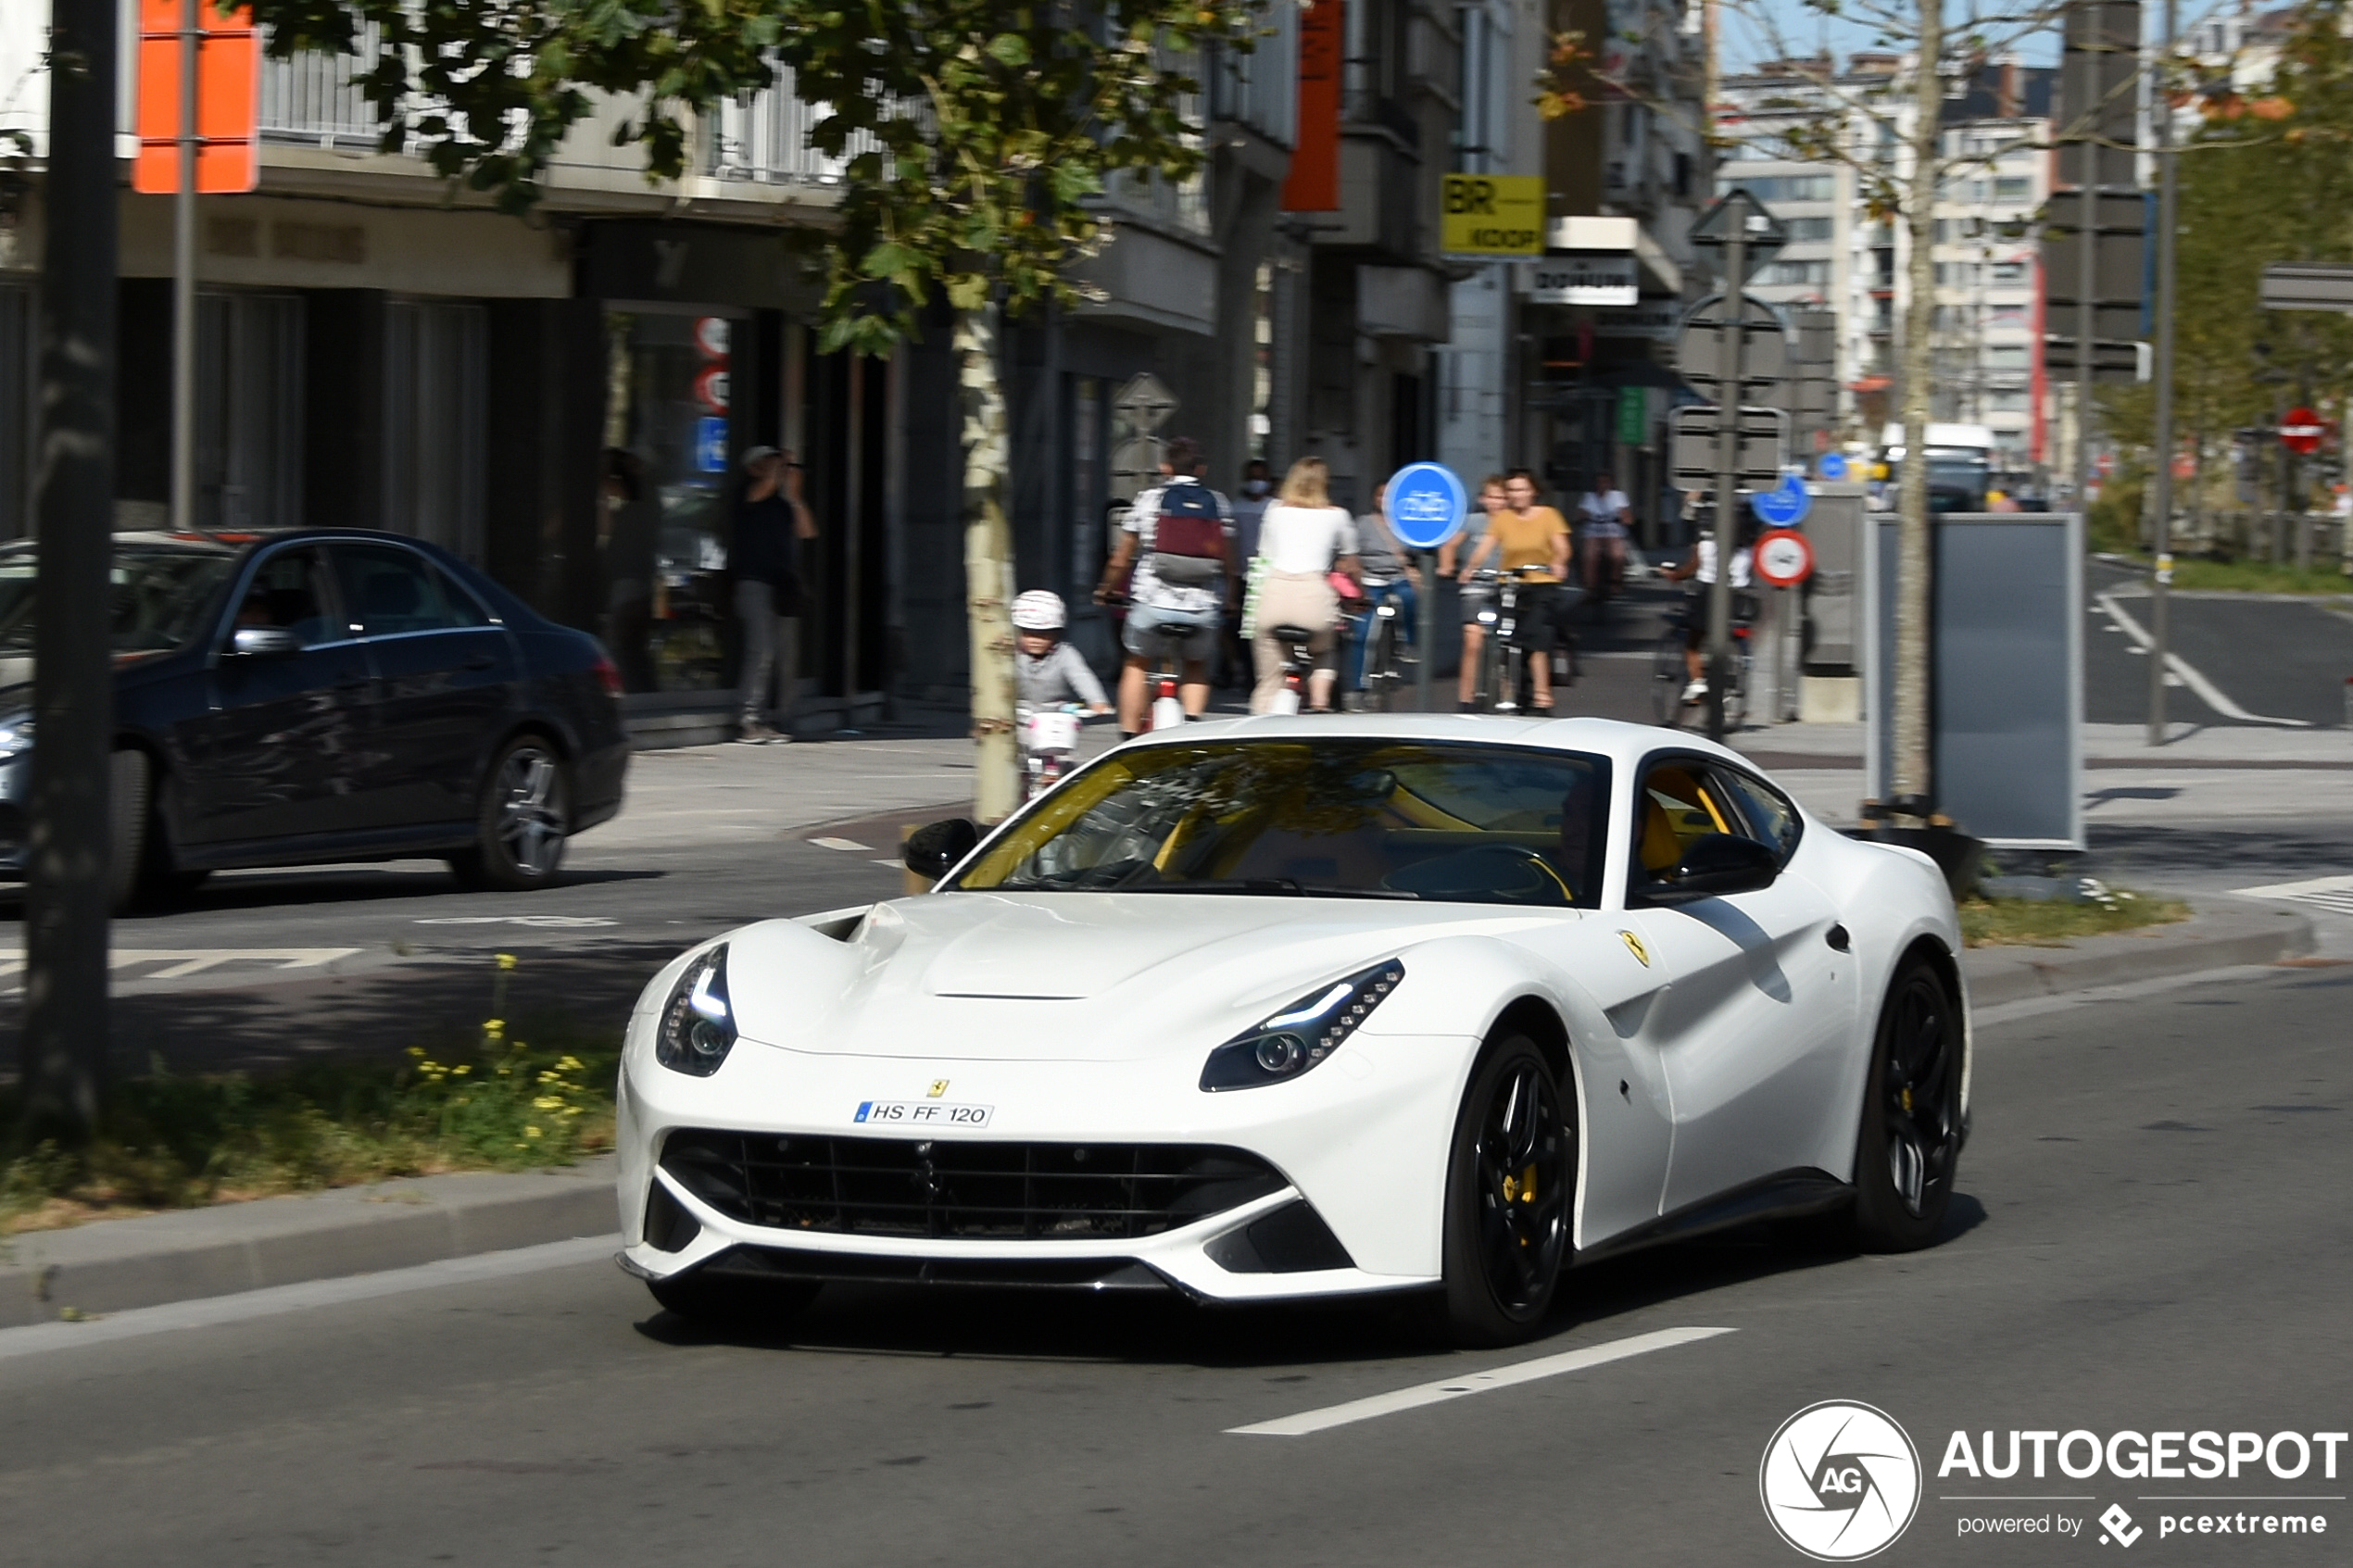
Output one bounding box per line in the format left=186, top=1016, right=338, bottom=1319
left=1250, top=457, right=1361, bottom=713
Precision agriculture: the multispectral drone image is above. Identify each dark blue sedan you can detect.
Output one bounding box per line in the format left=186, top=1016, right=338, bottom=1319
left=0, top=529, right=628, bottom=909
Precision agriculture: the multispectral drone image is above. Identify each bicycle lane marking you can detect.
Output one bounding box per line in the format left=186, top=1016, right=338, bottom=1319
left=2094, top=592, right=2311, bottom=728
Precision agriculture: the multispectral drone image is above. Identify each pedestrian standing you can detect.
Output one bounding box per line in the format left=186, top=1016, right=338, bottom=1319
left=732, top=445, right=817, bottom=744
left=1445, top=474, right=1508, bottom=709
left=1249, top=457, right=1360, bottom=713
left=1093, top=436, right=1237, bottom=734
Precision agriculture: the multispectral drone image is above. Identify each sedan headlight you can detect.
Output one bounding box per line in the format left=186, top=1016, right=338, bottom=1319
left=655, top=945, right=736, bottom=1077
left=0, top=716, right=31, bottom=761
left=1200, top=959, right=1406, bottom=1092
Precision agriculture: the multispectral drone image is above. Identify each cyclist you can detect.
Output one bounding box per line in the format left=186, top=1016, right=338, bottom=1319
left=1576, top=470, right=1633, bottom=608
left=1443, top=474, right=1509, bottom=710
left=1248, top=457, right=1360, bottom=713
left=1456, top=468, right=1572, bottom=712
left=1093, top=436, right=1237, bottom=735
left=1012, top=590, right=1112, bottom=714
left=1345, top=478, right=1420, bottom=703
left=1659, top=501, right=1759, bottom=706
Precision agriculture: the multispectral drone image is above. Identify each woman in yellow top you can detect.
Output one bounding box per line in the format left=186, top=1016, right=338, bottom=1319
left=1457, top=469, right=1573, bottom=710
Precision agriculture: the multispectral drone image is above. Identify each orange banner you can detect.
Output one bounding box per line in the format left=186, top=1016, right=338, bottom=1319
left=1280, top=0, right=1342, bottom=212
left=134, top=0, right=261, bottom=195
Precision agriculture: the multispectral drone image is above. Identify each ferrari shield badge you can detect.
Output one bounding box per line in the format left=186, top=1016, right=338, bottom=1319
left=1618, top=930, right=1651, bottom=968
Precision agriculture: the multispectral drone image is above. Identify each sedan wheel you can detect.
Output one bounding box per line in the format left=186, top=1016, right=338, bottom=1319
left=1851, top=957, right=1963, bottom=1250
left=450, top=737, right=571, bottom=892
left=1435, top=1034, right=1574, bottom=1346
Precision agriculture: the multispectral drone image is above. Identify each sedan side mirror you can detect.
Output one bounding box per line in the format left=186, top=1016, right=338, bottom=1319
left=901, top=818, right=979, bottom=884
left=229, top=626, right=301, bottom=659
left=1645, top=833, right=1780, bottom=903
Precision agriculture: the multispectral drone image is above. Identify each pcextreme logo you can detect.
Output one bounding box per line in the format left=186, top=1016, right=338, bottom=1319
left=1761, top=1401, right=1924, bottom=1561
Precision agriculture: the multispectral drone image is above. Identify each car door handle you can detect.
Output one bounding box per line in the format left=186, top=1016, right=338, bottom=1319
left=1825, top=923, right=1852, bottom=952
left=462, top=654, right=496, bottom=671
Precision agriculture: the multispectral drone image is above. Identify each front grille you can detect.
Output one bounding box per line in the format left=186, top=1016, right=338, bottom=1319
left=660, top=1129, right=1289, bottom=1241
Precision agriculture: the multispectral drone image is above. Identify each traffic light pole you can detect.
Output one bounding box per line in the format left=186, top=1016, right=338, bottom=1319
left=1707, top=227, right=1746, bottom=742
left=2146, top=0, right=2179, bottom=747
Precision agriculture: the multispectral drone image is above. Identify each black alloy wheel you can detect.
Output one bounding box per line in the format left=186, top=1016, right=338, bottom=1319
left=1436, top=1034, right=1574, bottom=1345
left=450, top=735, right=572, bottom=892
left=648, top=1270, right=823, bottom=1332
left=1850, top=957, right=1963, bottom=1250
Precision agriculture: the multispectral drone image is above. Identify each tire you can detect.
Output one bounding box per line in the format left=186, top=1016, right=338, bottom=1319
left=1434, top=1034, right=1575, bottom=1346
left=449, top=735, right=572, bottom=892
left=648, top=1270, right=822, bottom=1331
left=1850, top=956, right=1964, bottom=1251
left=1650, top=629, right=1686, bottom=726
left=106, top=749, right=150, bottom=915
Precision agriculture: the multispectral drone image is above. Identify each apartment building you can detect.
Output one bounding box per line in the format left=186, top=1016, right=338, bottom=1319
left=0, top=6, right=1300, bottom=720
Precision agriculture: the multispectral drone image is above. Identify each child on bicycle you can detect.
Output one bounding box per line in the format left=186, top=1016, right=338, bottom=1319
left=1012, top=591, right=1112, bottom=714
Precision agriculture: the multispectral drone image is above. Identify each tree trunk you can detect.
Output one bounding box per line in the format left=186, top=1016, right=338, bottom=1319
left=1892, top=12, right=1942, bottom=818
left=23, top=0, right=120, bottom=1142
left=956, top=306, right=1021, bottom=823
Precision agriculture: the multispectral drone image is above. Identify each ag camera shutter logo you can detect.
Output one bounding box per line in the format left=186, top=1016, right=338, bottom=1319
left=1760, top=1400, right=1923, bottom=1561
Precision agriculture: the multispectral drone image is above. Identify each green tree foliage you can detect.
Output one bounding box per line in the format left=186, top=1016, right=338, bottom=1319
left=2108, top=0, right=2353, bottom=483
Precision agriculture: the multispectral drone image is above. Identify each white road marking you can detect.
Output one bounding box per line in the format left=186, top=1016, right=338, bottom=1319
left=808, top=836, right=875, bottom=852
left=2231, top=872, right=2353, bottom=917
left=0, top=948, right=360, bottom=987
left=412, top=914, right=620, bottom=928
left=0, top=1236, right=616, bottom=1363
left=2094, top=593, right=2311, bottom=728
left=1226, top=1324, right=1735, bottom=1436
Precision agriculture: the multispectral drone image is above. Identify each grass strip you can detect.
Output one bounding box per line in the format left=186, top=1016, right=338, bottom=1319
left=1959, top=888, right=2188, bottom=948
left=2, top=956, right=620, bottom=1236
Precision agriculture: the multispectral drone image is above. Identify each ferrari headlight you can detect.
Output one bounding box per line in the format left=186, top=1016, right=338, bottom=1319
left=655, top=945, right=736, bottom=1077
left=1200, top=959, right=1405, bottom=1092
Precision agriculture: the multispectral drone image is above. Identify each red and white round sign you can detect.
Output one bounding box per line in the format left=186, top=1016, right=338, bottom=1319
left=1754, top=527, right=1815, bottom=588
left=2281, top=407, right=2325, bottom=455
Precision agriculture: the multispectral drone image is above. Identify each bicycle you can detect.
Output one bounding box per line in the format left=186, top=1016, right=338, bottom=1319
left=1356, top=583, right=1413, bottom=713
left=1468, top=566, right=1561, bottom=714
left=1264, top=621, right=1318, bottom=715
left=1102, top=592, right=1214, bottom=733
left=1649, top=597, right=1752, bottom=730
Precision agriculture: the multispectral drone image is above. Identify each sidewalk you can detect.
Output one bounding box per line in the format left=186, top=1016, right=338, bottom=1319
left=0, top=897, right=2311, bottom=1329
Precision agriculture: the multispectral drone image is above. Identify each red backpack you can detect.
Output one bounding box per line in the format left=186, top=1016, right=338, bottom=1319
left=1148, top=481, right=1227, bottom=586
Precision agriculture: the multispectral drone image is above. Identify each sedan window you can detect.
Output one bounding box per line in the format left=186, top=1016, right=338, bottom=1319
left=333, top=545, right=489, bottom=637
left=233, top=547, right=339, bottom=647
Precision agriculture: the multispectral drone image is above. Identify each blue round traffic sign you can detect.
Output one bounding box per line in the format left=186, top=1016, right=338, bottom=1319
left=1384, top=462, right=1468, bottom=550
left=1816, top=452, right=1851, bottom=483
left=1752, top=473, right=1812, bottom=527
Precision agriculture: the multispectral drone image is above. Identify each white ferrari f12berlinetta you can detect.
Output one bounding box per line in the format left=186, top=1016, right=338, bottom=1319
left=616, top=716, right=1969, bottom=1344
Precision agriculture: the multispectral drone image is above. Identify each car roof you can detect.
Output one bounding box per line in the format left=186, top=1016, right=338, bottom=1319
left=1117, top=712, right=1761, bottom=772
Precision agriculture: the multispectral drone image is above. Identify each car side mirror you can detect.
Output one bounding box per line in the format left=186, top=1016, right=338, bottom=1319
left=901, top=818, right=979, bottom=884
left=1646, top=833, right=1780, bottom=903
left=229, top=626, right=301, bottom=659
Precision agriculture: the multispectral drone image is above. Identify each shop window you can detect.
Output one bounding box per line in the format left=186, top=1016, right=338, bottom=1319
left=384, top=301, right=486, bottom=564
left=0, top=282, right=24, bottom=539
left=602, top=309, right=741, bottom=691
left=197, top=291, right=304, bottom=533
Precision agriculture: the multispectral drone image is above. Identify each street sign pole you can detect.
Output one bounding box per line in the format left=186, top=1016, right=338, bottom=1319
left=1708, top=224, right=1746, bottom=741
left=1417, top=550, right=1435, bottom=715
left=172, top=0, right=197, bottom=534
left=2146, top=0, right=2179, bottom=748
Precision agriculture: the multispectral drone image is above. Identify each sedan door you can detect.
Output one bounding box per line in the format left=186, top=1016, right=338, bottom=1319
left=181, top=545, right=374, bottom=848
left=330, top=542, right=520, bottom=830
left=1626, top=758, right=1860, bottom=1214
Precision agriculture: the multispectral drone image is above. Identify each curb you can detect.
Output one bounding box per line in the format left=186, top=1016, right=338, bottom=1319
left=1959, top=897, right=2316, bottom=1009
left=0, top=897, right=2315, bottom=1329
left=0, top=1157, right=614, bottom=1329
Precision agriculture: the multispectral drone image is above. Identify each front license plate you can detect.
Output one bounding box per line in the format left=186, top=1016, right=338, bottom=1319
left=854, top=1100, right=993, bottom=1129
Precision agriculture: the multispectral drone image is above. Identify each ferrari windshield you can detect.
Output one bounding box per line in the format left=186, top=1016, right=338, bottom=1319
left=953, top=739, right=1613, bottom=909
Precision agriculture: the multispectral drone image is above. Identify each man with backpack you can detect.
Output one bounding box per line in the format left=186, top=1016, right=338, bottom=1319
left=1091, top=435, right=1238, bottom=735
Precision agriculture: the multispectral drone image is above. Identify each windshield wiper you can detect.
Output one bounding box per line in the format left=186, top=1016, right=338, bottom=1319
left=1128, top=878, right=1419, bottom=900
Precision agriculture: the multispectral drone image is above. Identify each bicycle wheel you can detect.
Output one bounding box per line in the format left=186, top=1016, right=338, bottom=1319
left=1650, top=629, right=1687, bottom=726
left=1367, top=618, right=1400, bottom=712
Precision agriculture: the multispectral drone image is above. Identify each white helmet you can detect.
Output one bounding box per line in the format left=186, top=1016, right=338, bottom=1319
left=1012, top=590, right=1066, bottom=631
